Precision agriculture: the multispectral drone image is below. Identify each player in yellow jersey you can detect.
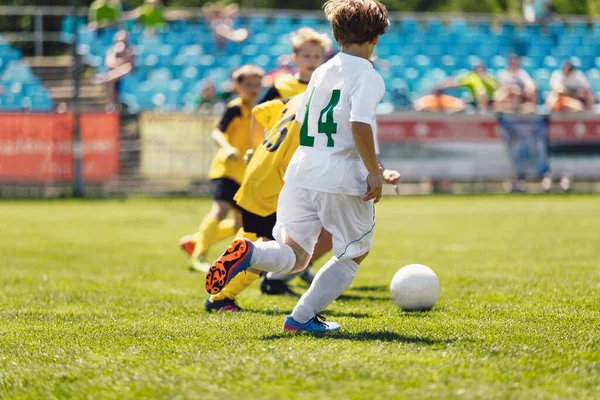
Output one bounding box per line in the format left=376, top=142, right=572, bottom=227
left=180, top=65, right=264, bottom=273
left=182, top=28, right=331, bottom=278
left=259, top=27, right=331, bottom=104
left=204, top=95, right=400, bottom=311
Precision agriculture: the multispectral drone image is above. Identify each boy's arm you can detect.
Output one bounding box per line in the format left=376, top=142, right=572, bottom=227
left=352, top=122, right=383, bottom=203
left=212, top=105, right=242, bottom=160
left=350, top=72, right=386, bottom=203
left=244, top=117, right=265, bottom=164
left=211, top=129, right=238, bottom=160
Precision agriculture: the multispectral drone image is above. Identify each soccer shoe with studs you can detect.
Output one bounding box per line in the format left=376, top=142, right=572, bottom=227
left=205, top=238, right=254, bottom=295
left=283, top=315, right=340, bottom=333
left=179, top=235, right=196, bottom=257
left=204, top=297, right=243, bottom=312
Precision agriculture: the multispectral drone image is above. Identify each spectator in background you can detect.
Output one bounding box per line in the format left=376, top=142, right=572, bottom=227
left=101, top=30, right=134, bottom=110
left=413, top=89, right=466, bottom=113
left=88, top=0, right=123, bottom=31
left=523, top=0, right=554, bottom=24
left=203, top=2, right=249, bottom=48
left=195, top=81, right=225, bottom=113
left=494, top=55, right=537, bottom=113
left=442, top=62, right=497, bottom=112
left=546, top=60, right=595, bottom=112
left=414, top=62, right=496, bottom=113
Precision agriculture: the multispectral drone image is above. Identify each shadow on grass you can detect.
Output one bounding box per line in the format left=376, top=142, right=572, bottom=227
left=347, top=285, right=389, bottom=293
left=246, top=309, right=371, bottom=318
left=336, top=293, right=389, bottom=302
left=262, top=330, right=457, bottom=344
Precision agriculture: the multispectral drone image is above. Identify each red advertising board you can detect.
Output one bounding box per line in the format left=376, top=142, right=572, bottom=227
left=0, top=113, right=119, bottom=182
left=376, top=114, right=600, bottom=143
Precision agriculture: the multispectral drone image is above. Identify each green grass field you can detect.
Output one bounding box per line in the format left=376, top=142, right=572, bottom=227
left=1, top=195, right=599, bottom=399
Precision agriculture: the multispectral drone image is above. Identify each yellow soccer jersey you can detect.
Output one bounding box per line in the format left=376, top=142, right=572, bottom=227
left=252, top=98, right=286, bottom=131
left=258, top=74, right=308, bottom=104
left=234, top=95, right=302, bottom=216
left=208, top=98, right=252, bottom=184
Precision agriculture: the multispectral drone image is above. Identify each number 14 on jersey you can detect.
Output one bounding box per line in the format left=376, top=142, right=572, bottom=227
left=300, top=89, right=341, bottom=148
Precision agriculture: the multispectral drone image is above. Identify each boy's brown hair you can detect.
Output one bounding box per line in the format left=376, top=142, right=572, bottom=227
left=290, top=27, right=332, bottom=54
left=232, top=64, right=265, bottom=84
left=323, top=0, right=389, bottom=46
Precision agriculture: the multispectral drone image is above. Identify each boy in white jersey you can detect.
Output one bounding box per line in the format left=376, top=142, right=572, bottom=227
left=205, top=0, right=390, bottom=333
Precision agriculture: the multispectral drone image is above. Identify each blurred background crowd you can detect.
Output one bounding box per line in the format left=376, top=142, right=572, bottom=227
left=1, top=0, right=600, bottom=115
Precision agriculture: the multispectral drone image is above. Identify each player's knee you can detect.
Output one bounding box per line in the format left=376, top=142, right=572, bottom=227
left=352, top=251, right=370, bottom=265
left=290, top=248, right=311, bottom=274
left=212, top=201, right=230, bottom=220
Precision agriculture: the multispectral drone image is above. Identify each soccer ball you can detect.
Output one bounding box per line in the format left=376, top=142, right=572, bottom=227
left=390, top=264, right=440, bottom=311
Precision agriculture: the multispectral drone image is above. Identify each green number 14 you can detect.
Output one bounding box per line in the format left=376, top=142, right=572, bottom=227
left=300, top=89, right=341, bottom=148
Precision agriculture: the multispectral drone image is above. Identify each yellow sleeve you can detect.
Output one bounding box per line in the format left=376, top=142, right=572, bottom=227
left=252, top=99, right=286, bottom=131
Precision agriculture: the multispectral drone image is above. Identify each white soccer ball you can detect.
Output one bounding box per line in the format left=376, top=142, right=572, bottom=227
left=390, top=264, right=440, bottom=311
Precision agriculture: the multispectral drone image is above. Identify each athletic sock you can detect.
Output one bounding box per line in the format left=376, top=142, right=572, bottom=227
left=236, top=228, right=257, bottom=242
left=266, top=271, right=300, bottom=282
left=192, top=215, right=219, bottom=258
left=249, top=241, right=296, bottom=273
left=210, top=270, right=261, bottom=301
left=212, top=220, right=236, bottom=244
left=192, top=217, right=236, bottom=258
left=290, top=257, right=359, bottom=324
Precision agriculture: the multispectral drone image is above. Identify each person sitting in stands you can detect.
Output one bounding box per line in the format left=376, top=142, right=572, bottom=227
left=203, top=2, right=249, bottom=48
left=546, top=60, right=595, bottom=112
left=426, top=62, right=497, bottom=113
left=413, top=89, right=467, bottom=113
left=494, top=54, right=538, bottom=113
left=101, top=30, right=134, bottom=111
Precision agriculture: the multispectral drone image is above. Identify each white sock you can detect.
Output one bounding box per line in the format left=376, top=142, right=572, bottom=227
left=291, top=257, right=359, bottom=324
left=266, top=271, right=299, bottom=281
left=250, top=241, right=296, bottom=274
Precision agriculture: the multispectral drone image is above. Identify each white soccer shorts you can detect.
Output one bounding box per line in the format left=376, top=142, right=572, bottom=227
left=273, top=184, right=375, bottom=260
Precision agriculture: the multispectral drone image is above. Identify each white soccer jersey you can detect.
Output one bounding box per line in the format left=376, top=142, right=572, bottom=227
left=285, top=52, right=385, bottom=196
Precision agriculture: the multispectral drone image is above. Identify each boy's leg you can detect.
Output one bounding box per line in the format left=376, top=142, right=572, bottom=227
left=205, top=186, right=322, bottom=294
left=206, top=210, right=273, bottom=311
left=290, top=253, right=367, bottom=324
left=192, top=201, right=233, bottom=259
left=287, top=193, right=375, bottom=328
left=262, top=228, right=332, bottom=293
left=189, top=179, right=241, bottom=272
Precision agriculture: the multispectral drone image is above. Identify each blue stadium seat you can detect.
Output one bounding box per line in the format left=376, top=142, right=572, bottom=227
left=1, top=64, right=35, bottom=83
left=500, top=22, right=516, bottom=36
left=426, top=19, right=445, bottom=35
left=402, top=67, right=421, bottom=91
left=448, top=19, right=469, bottom=35
left=298, top=16, right=319, bottom=28
left=533, top=68, right=551, bottom=92
left=568, top=22, right=589, bottom=36
left=148, top=67, right=172, bottom=82
left=31, top=90, right=53, bottom=111
left=547, top=21, right=566, bottom=37
left=473, top=20, right=493, bottom=35
left=400, top=18, right=421, bottom=34
left=587, top=69, right=600, bottom=92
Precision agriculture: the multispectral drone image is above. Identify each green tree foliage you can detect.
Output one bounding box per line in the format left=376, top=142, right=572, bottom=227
left=0, top=0, right=598, bottom=20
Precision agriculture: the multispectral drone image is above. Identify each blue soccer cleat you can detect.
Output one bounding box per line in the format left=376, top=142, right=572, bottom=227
left=283, top=314, right=340, bottom=332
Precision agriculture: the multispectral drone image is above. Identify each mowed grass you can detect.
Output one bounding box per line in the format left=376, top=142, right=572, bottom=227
left=1, top=195, right=599, bottom=399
